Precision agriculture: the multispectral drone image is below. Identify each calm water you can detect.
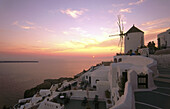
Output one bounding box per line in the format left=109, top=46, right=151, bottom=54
left=0, top=57, right=112, bottom=108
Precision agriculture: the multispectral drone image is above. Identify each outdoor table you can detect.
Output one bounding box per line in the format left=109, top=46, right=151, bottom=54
left=60, top=95, right=64, bottom=99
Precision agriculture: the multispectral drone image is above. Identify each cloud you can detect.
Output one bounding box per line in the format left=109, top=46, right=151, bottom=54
left=85, top=39, right=119, bottom=48
left=144, top=27, right=169, bottom=35
left=25, top=21, right=34, bottom=25
left=112, top=3, right=124, bottom=7
left=142, top=17, right=170, bottom=27
left=12, top=21, right=18, bottom=25
left=108, top=10, right=114, bottom=13
left=60, top=8, right=88, bottom=18
left=66, top=40, right=86, bottom=49
left=20, top=26, right=33, bottom=30
left=129, top=0, right=145, bottom=6
left=144, top=27, right=169, bottom=46
left=100, top=27, right=118, bottom=36
left=12, top=21, right=55, bottom=32
left=63, top=27, right=91, bottom=37
left=12, top=21, right=35, bottom=30
left=70, top=27, right=86, bottom=33
left=44, top=28, right=55, bottom=33
left=141, top=17, right=170, bottom=36
left=139, top=17, right=170, bottom=45
left=64, top=38, right=121, bottom=55
left=63, top=31, right=69, bottom=35
left=119, top=8, right=131, bottom=13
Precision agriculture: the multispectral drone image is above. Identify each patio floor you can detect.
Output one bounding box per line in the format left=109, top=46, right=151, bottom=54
left=65, top=99, right=106, bottom=109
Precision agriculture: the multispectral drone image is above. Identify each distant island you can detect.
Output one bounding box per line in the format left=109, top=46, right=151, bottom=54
left=0, top=61, right=39, bottom=63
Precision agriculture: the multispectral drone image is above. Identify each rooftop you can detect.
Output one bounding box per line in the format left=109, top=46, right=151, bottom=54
left=126, top=25, right=144, bottom=34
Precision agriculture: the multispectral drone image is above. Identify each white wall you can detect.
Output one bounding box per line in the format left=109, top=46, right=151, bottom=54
left=158, top=29, right=170, bottom=48
left=114, top=56, right=154, bottom=66
left=110, top=82, right=135, bottom=109
left=150, top=54, right=170, bottom=68
left=109, top=63, right=119, bottom=88
left=125, top=32, right=144, bottom=53
left=83, top=66, right=109, bottom=87
left=31, top=96, right=42, bottom=104
left=110, top=55, right=158, bottom=92
left=38, top=101, right=64, bottom=109
left=91, top=76, right=108, bottom=87
left=96, top=81, right=110, bottom=98
left=128, top=70, right=137, bottom=90
left=62, top=90, right=100, bottom=99
left=39, top=90, right=51, bottom=97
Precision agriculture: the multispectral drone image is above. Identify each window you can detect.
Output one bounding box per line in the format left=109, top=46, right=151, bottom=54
left=93, top=85, right=96, bottom=88
left=114, top=58, right=117, bottom=63
left=96, top=79, right=99, bottom=83
left=118, top=58, right=122, bottom=62
left=127, top=37, right=129, bottom=40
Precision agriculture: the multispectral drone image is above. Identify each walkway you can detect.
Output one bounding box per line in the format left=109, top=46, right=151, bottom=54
left=135, top=66, right=170, bottom=109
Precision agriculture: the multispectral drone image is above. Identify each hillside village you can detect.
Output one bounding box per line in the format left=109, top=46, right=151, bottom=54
left=13, top=26, right=170, bottom=109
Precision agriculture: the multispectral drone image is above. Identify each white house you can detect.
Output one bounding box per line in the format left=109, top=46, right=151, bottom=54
left=83, top=65, right=109, bottom=88
left=125, top=25, right=144, bottom=53
left=109, top=55, right=158, bottom=109
left=157, top=29, right=170, bottom=49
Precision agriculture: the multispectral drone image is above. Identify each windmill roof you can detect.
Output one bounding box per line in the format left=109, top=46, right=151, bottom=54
left=126, top=25, right=144, bottom=34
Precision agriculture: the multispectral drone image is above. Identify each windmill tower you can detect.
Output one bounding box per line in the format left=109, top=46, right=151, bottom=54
left=125, top=25, right=144, bottom=53
left=109, top=15, right=125, bottom=54
left=109, top=16, right=144, bottom=54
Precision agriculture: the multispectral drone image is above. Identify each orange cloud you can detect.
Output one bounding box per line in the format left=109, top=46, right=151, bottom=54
left=12, top=21, right=35, bottom=30
left=0, top=37, right=121, bottom=57
left=85, top=39, right=119, bottom=48
left=60, top=8, right=88, bottom=18
left=12, top=21, right=55, bottom=32
left=139, top=17, right=170, bottom=45
left=119, top=8, right=131, bottom=13
left=142, top=17, right=170, bottom=28
left=129, top=0, right=145, bottom=5
left=25, top=21, right=34, bottom=25
left=143, top=27, right=169, bottom=46
left=112, top=3, right=124, bottom=7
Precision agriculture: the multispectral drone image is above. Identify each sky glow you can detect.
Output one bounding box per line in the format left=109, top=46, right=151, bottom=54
left=0, top=0, right=170, bottom=57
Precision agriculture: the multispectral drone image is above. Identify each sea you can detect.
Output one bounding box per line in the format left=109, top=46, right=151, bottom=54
left=0, top=56, right=112, bottom=108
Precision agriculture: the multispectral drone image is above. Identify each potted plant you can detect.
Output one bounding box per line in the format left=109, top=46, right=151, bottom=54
left=118, top=76, right=126, bottom=96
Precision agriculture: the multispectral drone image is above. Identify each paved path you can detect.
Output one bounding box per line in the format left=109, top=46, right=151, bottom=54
left=135, top=67, right=170, bottom=109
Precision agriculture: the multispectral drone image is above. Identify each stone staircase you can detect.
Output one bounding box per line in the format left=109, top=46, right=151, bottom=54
left=135, top=66, right=170, bottom=109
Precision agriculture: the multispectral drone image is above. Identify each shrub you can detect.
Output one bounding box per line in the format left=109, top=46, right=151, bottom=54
left=107, top=100, right=112, bottom=104
left=105, top=90, right=111, bottom=98
left=118, top=76, right=126, bottom=96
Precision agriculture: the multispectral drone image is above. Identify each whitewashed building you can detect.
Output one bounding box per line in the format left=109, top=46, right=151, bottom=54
left=157, top=29, right=170, bottom=49
left=83, top=65, right=109, bottom=88
left=125, top=25, right=144, bottom=53
left=109, top=55, right=158, bottom=109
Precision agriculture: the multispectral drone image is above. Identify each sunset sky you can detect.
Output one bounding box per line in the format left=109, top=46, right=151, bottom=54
left=0, top=0, right=170, bottom=58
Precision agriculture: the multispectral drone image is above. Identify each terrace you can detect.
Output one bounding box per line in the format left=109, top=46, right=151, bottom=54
left=51, top=93, right=106, bottom=109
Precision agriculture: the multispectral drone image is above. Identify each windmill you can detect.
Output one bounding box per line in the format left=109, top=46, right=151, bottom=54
left=109, top=15, right=125, bottom=54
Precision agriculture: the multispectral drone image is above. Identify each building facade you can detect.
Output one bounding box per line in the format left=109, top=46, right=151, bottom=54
left=157, top=29, right=170, bottom=49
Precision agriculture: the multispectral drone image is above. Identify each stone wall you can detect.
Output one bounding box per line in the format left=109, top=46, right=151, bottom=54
left=150, top=54, right=170, bottom=68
